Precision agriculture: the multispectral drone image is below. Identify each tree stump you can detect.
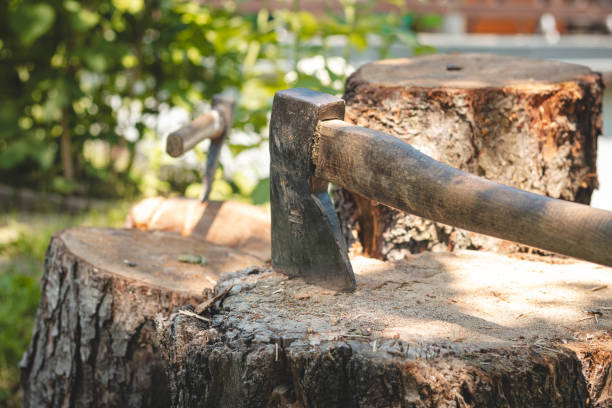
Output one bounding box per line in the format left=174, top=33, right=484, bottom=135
left=126, top=197, right=271, bottom=260
left=158, top=252, right=612, bottom=407
left=337, top=53, right=603, bottom=260
left=20, top=227, right=262, bottom=407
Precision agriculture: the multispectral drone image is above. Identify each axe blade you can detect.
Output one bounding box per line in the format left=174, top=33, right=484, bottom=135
left=199, top=95, right=235, bottom=202
left=269, top=88, right=356, bottom=292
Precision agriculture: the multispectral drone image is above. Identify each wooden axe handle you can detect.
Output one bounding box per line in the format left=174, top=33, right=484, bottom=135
left=315, top=119, right=612, bottom=267
left=166, top=109, right=225, bottom=157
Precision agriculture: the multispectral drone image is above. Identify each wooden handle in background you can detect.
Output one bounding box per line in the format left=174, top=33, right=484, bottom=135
left=315, top=119, right=612, bottom=267
left=166, top=109, right=225, bottom=157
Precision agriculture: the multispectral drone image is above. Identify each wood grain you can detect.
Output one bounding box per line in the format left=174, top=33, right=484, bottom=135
left=315, top=119, right=612, bottom=267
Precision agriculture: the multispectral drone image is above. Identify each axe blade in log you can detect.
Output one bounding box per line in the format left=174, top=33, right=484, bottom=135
left=270, top=88, right=612, bottom=292
left=166, top=95, right=235, bottom=202
left=269, top=88, right=356, bottom=291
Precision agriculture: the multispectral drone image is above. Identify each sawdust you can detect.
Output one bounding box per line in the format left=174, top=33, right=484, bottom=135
left=218, top=250, right=612, bottom=351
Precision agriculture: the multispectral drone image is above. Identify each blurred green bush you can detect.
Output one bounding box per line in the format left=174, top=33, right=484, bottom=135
left=0, top=0, right=435, bottom=203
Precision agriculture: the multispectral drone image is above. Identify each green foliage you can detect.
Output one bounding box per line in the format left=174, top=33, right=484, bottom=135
left=9, top=3, right=56, bottom=46
left=0, top=0, right=435, bottom=202
left=0, top=270, right=39, bottom=406
left=0, top=0, right=279, bottom=197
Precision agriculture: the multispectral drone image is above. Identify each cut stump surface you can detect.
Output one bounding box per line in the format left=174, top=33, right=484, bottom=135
left=127, top=197, right=271, bottom=261
left=160, top=251, right=612, bottom=407
left=338, top=53, right=603, bottom=260
left=20, top=227, right=262, bottom=408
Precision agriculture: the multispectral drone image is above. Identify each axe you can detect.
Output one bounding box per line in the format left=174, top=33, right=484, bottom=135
left=270, top=88, right=612, bottom=292
left=166, top=94, right=235, bottom=202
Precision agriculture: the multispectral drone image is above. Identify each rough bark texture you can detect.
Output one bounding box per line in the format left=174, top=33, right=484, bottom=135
left=158, top=251, right=612, bottom=407
left=337, top=53, right=604, bottom=260
left=20, top=227, right=262, bottom=407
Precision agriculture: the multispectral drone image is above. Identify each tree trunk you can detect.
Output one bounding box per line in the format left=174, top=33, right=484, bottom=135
left=20, top=227, right=262, bottom=408
left=158, top=251, right=612, bottom=407
left=336, top=53, right=603, bottom=260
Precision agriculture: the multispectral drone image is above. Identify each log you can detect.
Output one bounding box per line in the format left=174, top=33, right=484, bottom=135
left=126, top=197, right=271, bottom=261
left=158, top=251, right=612, bottom=407
left=20, top=227, right=261, bottom=407
left=315, top=119, right=612, bottom=268
left=337, top=53, right=603, bottom=260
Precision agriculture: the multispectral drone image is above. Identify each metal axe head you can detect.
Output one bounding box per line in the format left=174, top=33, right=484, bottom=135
left=269, top=88, right=357, bottom=292
left=200, top=95, right=234, bottom=202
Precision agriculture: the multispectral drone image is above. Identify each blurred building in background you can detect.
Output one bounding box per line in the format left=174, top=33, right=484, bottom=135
left=233, top=0, right=612, bottom=34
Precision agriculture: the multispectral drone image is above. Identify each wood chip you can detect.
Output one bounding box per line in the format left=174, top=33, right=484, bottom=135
left=194, top=285, right=233, bottom=315
left=123, top=260, right=137, bottom=267
left=342, top=333, right=370, bottom=338
left=178, top=310, right=210, bottom=322
left=534, top=344, right=561, bottom=354
left=371, top=280, right=412, bottom=290
left=591, top=285, right=607, bottom=292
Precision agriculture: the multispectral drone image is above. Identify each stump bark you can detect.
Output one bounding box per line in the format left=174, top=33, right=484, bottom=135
left=158, top=251, right=612, bottom=407
left=337, top=53, right=604, bottom=260
left=20, top=227, right=262, bottom=407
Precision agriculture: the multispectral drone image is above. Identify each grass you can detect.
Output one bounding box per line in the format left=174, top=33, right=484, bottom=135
left=0, top=202, right=130, bottom=407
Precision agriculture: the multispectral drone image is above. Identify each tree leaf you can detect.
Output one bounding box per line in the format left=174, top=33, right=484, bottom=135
left=10, top=3, right=56, bottom=46
left=178, top=254, right=207, bottom=265
left=32, top=143, right=57, bottom=170
left=112, top=0, right=144, bottom=14
left=348, top=32, right=367, bottom=51
left=0, top=141, right=29, bottom=170
left=71, top=8, right=101, bottom=32
left=251, top=177, right=270, bottom=205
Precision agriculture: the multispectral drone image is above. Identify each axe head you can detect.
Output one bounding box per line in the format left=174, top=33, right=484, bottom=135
left=200, top=94, right=235, bottom=202
left=269, top=88, right=356, bottom=292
